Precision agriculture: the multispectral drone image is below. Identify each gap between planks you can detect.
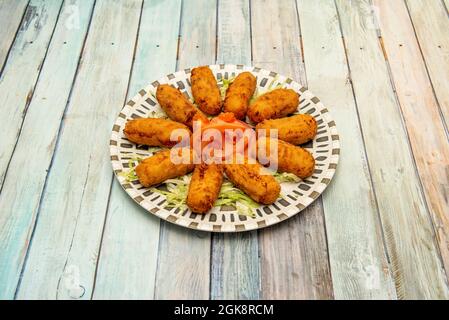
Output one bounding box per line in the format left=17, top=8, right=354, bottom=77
left=15, top=0, right=143, bottom=299
left=334, top=0, right=449, bottom=299
left=0, top=0, right=30, bottom=77
left=372, top=0, right=449, bottom=285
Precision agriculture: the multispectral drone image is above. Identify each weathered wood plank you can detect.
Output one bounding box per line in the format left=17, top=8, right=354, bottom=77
left=0, top=0, right=95, bottom=300
left=0, top=0, right=28, bottom=72
left=16, top=0, right=142, bottom=299
left=0, top=0, right=63, bottom=188
left=335, top=0, right=449, bottom=299
left=211, top=232, right=259, bottom=300
left=251, top=0, right=333, bottom=299
left=92, top=0, right=182, bottom=299
left=251, top=0, right=307, bottom=86
left=211, top=1, right=259, bottom=300
left=405, top=0, right=449, bottom=129
left=296, top=0, right=396, bottom=299
left=375, top=0, right=449, bottom=284
left=153, top=0, right=216, bottom=300
left=216, top=0, right=251, bottom=63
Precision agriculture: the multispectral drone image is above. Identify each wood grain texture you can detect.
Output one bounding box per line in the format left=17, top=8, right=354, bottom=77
left=251, top=0, right=333, bottom=299
left=15, top=0, right=142, bottom=299
left=297, top=0, right=396, bottom=299
left=335, top=0, right=449, bottom=299
left=0, top=0, right=95, bottom=300
left=375, top=0, right=449, bottom=284
left=153, top=0, right=216, bottom=300
left=92, top=0, right=182, bottom=300
left=211, top=0, right=260, bottom=300
left=216, top=0, right=251, bottom=63
left=0, top=0, right=28, bottom=72
left=405, top=0, right=449, bottom=129
left=251, top=0, right=307, bottom=86
left=0, top=0, right=63, bottom=189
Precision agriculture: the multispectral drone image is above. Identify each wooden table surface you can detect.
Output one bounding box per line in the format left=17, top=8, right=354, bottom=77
left=0, top=0, right=448, bottom=300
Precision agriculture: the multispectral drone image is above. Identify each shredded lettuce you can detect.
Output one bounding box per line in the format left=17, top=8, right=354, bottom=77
left=267, top=75, right=285, bottom=90
left=146, top=146, right=163, bottom=153
left=148, top=110, right=168, bottom=118
left=217, top=73, right=289, bottom=104
left=143, top=91, right=168, bottom=118
left=273, top=172, right=301, bottom=201
left=149, top=175, right=258, bottom=217
left=149, top=91, right=157, bottom=99
left=120, top=77, right=300, bottom=217
left=119, top=150, right=162, bottom=182
left=250, top=75, right=289, bottom=104
left=120, top=158, right=300, bottom=216
left=216, top=181, right=259, bottom=217
left=273, top=172, right=301, bottom=183
left=151, top=174, right=192, bottom=209
left=217, top=76, right=235, bottom=99
left=119, top=156, right=143, bottom=182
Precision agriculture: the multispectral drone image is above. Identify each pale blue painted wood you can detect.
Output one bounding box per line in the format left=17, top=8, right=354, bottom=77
left=15, top=0, right=143, bottom=299
left=335, top=0, right=449, bottom=299
left=251, top=0, right=333, bottom=299
left=405, top=0, right=449, bottom=129
left=211, top=0, right=260, bottom=300
left=153, top=0, right=217, bottom=299
left=0, top=0, right=445, bottom=300
left=216, top=0, right=251, bottom=64
left=0, top=0, right=28, bottom=72
left=375, top=0, right=449, bottom=285
left=0, top=0, right=95, bottom=300
left=296, top=0, right=396, bottom=299
left=0, top=0, right=63, bottom=188
left=92, top=0, right=182, bottom=299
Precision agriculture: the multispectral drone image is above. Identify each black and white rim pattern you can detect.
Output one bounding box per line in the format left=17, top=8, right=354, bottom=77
left=110, top=64, right=340, bottom=232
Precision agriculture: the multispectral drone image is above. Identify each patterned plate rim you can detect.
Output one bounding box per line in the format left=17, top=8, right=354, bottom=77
left=109, top=64, right=340, bottom=233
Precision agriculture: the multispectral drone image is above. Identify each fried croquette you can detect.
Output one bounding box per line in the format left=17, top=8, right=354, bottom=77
left=156, top=84, right=207, bottom=127
left=247, top=88, right=299, bottom=123
left=257, top=137, right=315, bottom=179
left=187, top=163, right=224, bottom=214
left=223, top=72, right=257, bottom=120
left=136, top=149, right=194, bottom=187
left=223, top=160, right=280, bottom=204
left=255, top=114, right=317, bottom=145
left=190, top=66, right=222, bottom=115
left=124, top=118, right=191, bottom=147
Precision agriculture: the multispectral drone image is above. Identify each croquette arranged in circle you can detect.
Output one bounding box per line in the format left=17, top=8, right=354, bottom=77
left=123, top=66, right=317, bottom=214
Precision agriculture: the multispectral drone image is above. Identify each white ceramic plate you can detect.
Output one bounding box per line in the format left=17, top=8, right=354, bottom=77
left=110, top=64, right=340, bottom=232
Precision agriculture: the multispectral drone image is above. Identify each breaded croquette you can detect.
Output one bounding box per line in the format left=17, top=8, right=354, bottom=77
left=191, top=66, right=222, bottom=115
left=187, top=163, right=224, bottom=214
left=223, top=160, right=280, bottom=204
left=256, top=114, right=317, bottom=145
left=257, top=137, right=315, bottom=179
left=124, top=118, right=191, bottom=147
left=136, top=149, right=194, bottom=187
left=247, top=88, right=299, bottom=123
left=223, top=72, right=257, bottom=120
left=156, top=84, right=207, bottom=127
